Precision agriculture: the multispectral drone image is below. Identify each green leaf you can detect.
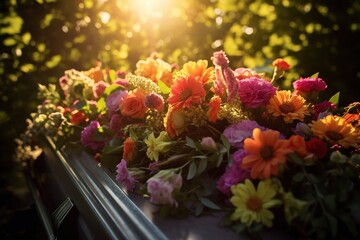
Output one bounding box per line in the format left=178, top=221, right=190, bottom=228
left=158, top=79, right=170, bottom=94
left=292, top=172, right=304, bottom=182
left=324, top=213, right=338, bottom=238
left=197, top=158, right=207, bottom=174
left=104, top=84, right=121, bottom=96
left=288, top=152, right=304, bottom=165
left=199, top=197, right=221, bottom=210
left=185, top=137, right=197, bottom=149
left=187, top=161, right=197, bottom=180
left=194, top=203, right=204, bottom=216
left=102, top=145, right=122, bottom=155
left=73, top=100, right=87, bottom=110
left=328, top=92, right=340, bottom=106
left=310, top=72, right=319, bottom=78
left=96, top=97, right=107, bottom=114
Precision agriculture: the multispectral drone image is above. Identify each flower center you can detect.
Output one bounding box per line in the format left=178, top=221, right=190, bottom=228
left=325, top=131, right=343, bottom=141
left=179, top=89, right=192, bottom=101
left=260, top=146, right=274, bottom=160
left=246, top=196, right=262, bottom=212
left=279, top=102, right=295, bottom=114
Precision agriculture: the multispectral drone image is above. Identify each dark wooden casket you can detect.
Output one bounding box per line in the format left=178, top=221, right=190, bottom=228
left=24, top=136, right=291, bottom=240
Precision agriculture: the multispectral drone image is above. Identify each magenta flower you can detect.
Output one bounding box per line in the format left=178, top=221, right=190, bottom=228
left=238, top=77, right=276, bottom=108
left=313, top=100, right=337, bottom=120
left=223, top=120, right=266, bottom=148
left=80, top=121, right=106, bottom=150
left=106, top=90, right=128, bottom=117
left=115, top=159, right=136, bottom=191
left=93, top=81, right=109, bottom=99
left=144, top=93, right=164, bottom=111
left=216, top=149, right=250, bottom=196
left=109, top=114, right=125, bottom=132
left=293, top=77, right=327, bottom=92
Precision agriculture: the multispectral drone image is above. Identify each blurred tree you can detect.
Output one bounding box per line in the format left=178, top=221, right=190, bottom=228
left=0, top=0, right=359, bottom=169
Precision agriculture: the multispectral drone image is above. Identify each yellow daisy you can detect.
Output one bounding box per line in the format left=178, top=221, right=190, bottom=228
left=230, top=179, right=281, bottom=227
left=145, top=131, right=173, bottom=162
left=266, top=90, right=310, bottom=123
left=310, top=115, right=360, bottom=148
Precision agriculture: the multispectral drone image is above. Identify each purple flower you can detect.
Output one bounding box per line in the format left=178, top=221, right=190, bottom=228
left=217, top=149, right=250, bottom=196
left=147, top=173, right=182, bottom=207
left=93, top=81, right=109, bottom=99
left=80, top=121, right=106, bottom=150
left=144, top=93, right=164, bottom=111
left=223, top=120, right=266, bottom=148
left=115, top=159, right=136, bottom=191
left=238, top=77, right=276, bottom=108
left=109, top=114, right=125, bottom=132
left=293, top=77, right=327, bottom=92
left=106, top=90, right=128, bottom=117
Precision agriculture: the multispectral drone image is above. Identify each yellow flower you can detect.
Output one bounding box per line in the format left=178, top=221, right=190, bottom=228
left=230, top=179, right=281, bottom=227
left=177, top=60, right=215, bottom=84
left=266, top=90, right=310, bottom=123
left=145, top=131, right=173, bottom=162
left=310, top=115, right=360, bottom=148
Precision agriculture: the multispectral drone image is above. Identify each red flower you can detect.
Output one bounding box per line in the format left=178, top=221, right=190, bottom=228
left=71, top=110, right=86, bottom=125
left=306, top=137, right=328, bottom=158
left=272, top=58, right=290, bottom=70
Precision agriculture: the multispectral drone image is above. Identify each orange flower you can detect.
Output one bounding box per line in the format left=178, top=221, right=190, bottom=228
left=180, top=60, right=215, bottom=84
left=71, top=110, right=87, bottom=125
left=168, top=75, right=206, bottom=110
left=288, top=135, right=308, bottom=157
left=272, top=58, right=290, bottom=70
left=83, top=62, right=104, bottom=82
left=123, top=137, right=136, bottom=161
left=207, top=95, right=221, bottom=122
left=242, top=128, right=291, bottom=179
left=120, top=88, right=147, bottom=119
left=164, top=107, right=187, bottom=138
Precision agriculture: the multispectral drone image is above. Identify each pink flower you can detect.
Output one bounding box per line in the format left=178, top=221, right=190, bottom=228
left=144, top=93, right=164, bottom=111
left=147, top=173, right=182, bottom=207
left=200, top=137, right=217, bottom=151
left=80, top=121, right=106, bottom=150
left=93, top=81, right=109, bottom=99
left=106, top=90, right=128, bottom=117
left=223, top=120, right=266, bottom=148
left=234, top=68, right=263, bottom=80
left=115, top=159, right=136, bottom=191
left=216, top=149, right=250, bottom=196
left=238, top=77, right=276, bottom=108
left=313, top=100, right=337, bottom=120
left=293, top=77, right=327, bottom=92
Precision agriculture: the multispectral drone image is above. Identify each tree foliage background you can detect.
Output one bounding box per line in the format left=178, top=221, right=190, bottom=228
left=1, top=0, right=359, bottom=179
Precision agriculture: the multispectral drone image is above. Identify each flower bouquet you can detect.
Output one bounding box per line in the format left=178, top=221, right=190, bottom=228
left=17, top=50, right=360, bottom=239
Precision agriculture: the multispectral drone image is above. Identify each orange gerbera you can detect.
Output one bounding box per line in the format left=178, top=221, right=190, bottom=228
left=168, top=75, right=206, bottom=110
left=179, top=60, right=215, bottom=84
left=242, top=128, right=291, bottom=179
left=267, top=90, right=310, bottom=123
left=207, top=95, right=221, bottom=122
left=310, top=115, right=360, bottom=148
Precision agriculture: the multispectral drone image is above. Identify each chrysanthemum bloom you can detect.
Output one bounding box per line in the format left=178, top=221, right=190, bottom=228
left=267, top=90, right=310, bottom=123
left=106, top=90, right=128, bottom=117
left=164, top=107, right=188, bottom=138
left=115, top=159, right=136, bottom=191
left=242, top=128, right=291, bottom=179
left=223, top=120, right=266, bottom=148
left=238, top=77, right=276, bottom=109
left=313, top=100, right=337, bottom=120
left=168, top=75, right=206, bottom=110
left=120, top=88, right=148, bottom=119
left=207, top=95, right=221, bottom=122
left=144, top=93, right=164, bottom=112
left=310, top=115, right=360, bottom=148
left=178, top=60, right=215, bottom=84
left=81, top=120, right=106, bottom=150
left=92, top=80, right=109, bottom=99
left=147, top=172, right=182, bottom=207
left=234, top=68, right=263, bottom=81
left=292, top=77, right=327, bottom=101
left=217, top=149, right=250, bottom=196
left=230, top=179, right=281, bottom=227
left=145, top=131, right=173, bottom=162
left=123, top=137, right=136, bottom=161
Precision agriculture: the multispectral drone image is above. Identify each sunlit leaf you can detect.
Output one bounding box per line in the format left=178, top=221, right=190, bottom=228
left=199, top=197, right=221, bottom=210
left=329, top=92, right=340, bottom=106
